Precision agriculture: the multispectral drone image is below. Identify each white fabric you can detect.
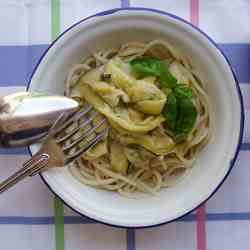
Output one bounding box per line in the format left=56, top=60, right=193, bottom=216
left=0, top=0, right=249, bottom=249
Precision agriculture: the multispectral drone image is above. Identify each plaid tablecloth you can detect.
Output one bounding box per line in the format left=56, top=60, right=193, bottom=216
left=0, top=1, right=249, bottom=250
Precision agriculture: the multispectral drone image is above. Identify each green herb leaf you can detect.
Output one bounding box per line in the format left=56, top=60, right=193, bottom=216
left=173, top=84, right=194, bottom=99
left=174, top=98, right=197, bottom=142
left=163, top=93, right=197, bottom=142
left=130, top=58, right=163, bottom=77
left=163, top=93, right=177, bottom=131
left=130, top=57, right=197, bottom=142
left=159, top=69, right=177, bottom=89
left=130, top=58, right=177, bottom=88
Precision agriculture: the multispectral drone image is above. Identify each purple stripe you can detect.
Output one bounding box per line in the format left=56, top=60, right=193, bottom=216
left=206, top=213, right=250, bottom=221
left=121, top=0, right=130, bottom=8
left=240, top=143, right=250, bottom=150
left=0, top=44, right=48, bottom=86
left=0, top=216, right=54, bottom=225
left=0, top=216, right=92, bottom=225
left=0, top=148, right=28, bottom=155
left=181, top=212, right=250, bottom=221
left=1, top=213, right=250, bottom=225
left=127, top=229, right=136, bottom=250
left=0, top=144, right=248, bottom=156
left=0, top=43, right=248, bottom=87
left=179, top=213, right=196, bottom=221
left=0, top=143, right=249, bottom=156
left=64, top=216, right=95, bottom=224
left=218, top=44, right=250, bottom=83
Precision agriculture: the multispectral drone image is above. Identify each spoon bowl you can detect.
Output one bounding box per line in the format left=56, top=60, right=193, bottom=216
left=0, top=92, right=78, bottom=147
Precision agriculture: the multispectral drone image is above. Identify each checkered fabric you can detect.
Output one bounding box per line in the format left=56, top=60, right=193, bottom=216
left=0, top=1, right=249, bottom=250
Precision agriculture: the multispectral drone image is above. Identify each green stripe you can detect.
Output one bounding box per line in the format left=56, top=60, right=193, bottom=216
left=51, top=1, right=64, bottom=250
left=51, top=0, right=60, bottom=40
left=54, top=197, right=64, bottom=250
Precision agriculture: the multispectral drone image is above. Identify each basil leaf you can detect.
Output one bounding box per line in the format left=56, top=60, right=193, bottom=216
left=174, top=98, right=197, bottom=142
left=130, top=58, right=163, bottom=77
left=163, top=93, right=177, bottom=130
left=173, top=84, right=194, bottom=99
left=130, top=57, right=197, bottom=142
left=159, top=69, right=177, bottom=89
left=130, top=58, right=177, bottom=88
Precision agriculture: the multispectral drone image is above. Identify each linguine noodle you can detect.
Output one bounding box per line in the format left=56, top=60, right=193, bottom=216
left=65, top=40, right=211, bottom=197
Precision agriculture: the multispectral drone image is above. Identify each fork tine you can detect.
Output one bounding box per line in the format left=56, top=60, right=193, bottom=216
left=40, top=112, right=67, bottom=141
left=56, top=111, right=98, bottom=143
left=65, top=128, right=108, bottom=165
left=62, top=118, right=106, bottom=151
left=53, top=105, right=93, bottom=136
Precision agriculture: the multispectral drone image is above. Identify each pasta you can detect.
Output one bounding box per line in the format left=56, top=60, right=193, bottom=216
left=65, top=40, right=211, bottom=197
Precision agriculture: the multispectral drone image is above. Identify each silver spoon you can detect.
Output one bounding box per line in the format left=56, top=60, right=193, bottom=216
left=0, top=92, right=79, bottom=147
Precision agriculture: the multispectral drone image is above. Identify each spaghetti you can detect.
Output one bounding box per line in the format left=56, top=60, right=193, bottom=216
left=65, top=40, right=211, bottom=196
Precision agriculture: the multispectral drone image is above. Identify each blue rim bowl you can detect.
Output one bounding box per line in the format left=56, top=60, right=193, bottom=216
left=27, top=7, right=244, bottom=229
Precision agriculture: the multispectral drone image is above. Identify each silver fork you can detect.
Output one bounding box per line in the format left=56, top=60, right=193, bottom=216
left=0, top=105, right=108, bottom=193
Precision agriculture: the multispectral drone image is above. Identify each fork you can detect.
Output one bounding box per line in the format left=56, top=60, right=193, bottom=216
left=0, top=105, right=108, bottom=193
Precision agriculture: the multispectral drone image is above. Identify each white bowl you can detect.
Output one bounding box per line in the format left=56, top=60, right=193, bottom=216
left=28, top=8, right=244, bottom=228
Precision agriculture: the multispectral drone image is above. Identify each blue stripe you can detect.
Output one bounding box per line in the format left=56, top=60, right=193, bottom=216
left=0, top=43, right=248, bottom=87
left=121, top=0, right=130, bottom=8
left=0, top=44, right=48, bottom=86
left=240, top=143, right=250, bottom=150
left=180, top=212, right=250, bottom=222
left=0, top=216, right=92, bottom=225
left=179, top=212, right=250, bottom=222
left=0, top=148, right=29, bottom=155
left=63, top=216, right=94, bottom=224
left=178, top=213, right=196, bottom=221
left=218, top=43, right=250, bottom=83
left=0, top=143, right=249, bottom=156
left=1, top=213, right=250, bottom=225
left=127, top=229, right=136, bottom=250
left=206, top=212, right=250, bottom=221
left=0, top=216, right=54, bottom=225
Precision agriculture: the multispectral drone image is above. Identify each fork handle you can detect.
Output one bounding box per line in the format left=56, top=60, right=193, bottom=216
left=0, top=153, right=50, bottom=194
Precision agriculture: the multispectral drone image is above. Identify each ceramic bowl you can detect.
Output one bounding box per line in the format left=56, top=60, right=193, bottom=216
left=28, top=8, right=244, bottom=228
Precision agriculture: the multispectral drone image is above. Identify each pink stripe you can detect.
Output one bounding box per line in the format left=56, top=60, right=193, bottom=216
left=190, top=0, right=199, bottom=26
left=196, top=206, right=207, bottom=250
left=190, top=1, right=206, bottom=250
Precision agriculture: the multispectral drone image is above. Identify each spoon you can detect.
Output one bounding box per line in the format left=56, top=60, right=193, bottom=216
left=0, top=92, right=79, bottom=147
